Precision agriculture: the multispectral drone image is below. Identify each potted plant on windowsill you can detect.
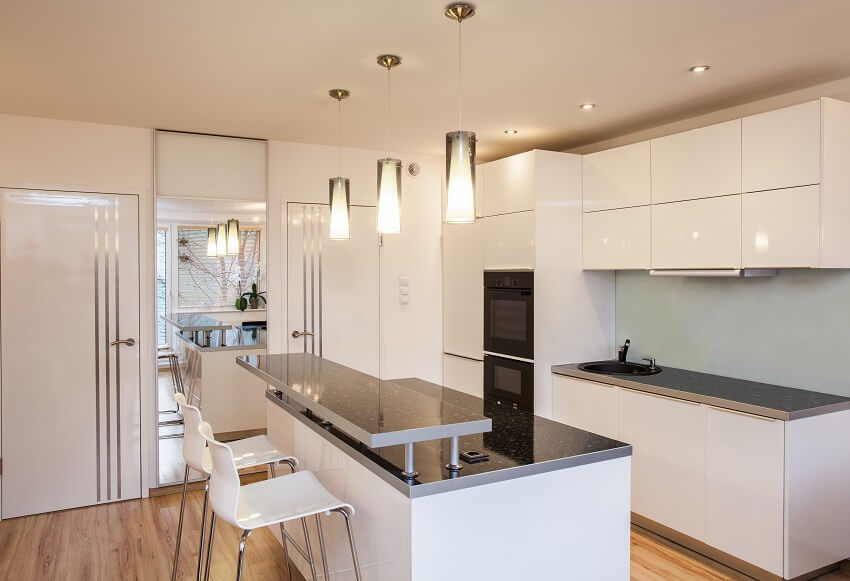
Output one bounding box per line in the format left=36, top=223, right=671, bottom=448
left=236, top=283, right=267, bottom=311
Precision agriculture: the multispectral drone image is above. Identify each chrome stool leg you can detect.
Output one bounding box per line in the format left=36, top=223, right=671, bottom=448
left=203, top=514, right=217, bottom=581
left=315, top=514, right=330, bottom=580
left=301, top=517, right=319, bottom=581
left=171, top=464, right=190, bottom=581
left=269, top=463, right=296, bottom=581
left=196, top=477, right=210, bottom=581
left=236, top=529, right=252, bottom=581
left=334, top=507, right=363, bottom=581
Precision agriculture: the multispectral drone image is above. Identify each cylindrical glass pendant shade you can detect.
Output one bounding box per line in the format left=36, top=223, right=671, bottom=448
left=329, top=177, right=351, bottom=240
left=207, top=227, right=217, bottom=257
left=445, top=130, right=476, bottom=223
left=216, top=223, right=227, bottom=256
left=226, top=218, right=240, bottom=255
left=377, top=158, right=402, bottom=234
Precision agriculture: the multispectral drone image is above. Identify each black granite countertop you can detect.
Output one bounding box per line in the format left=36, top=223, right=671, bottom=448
left=257, top=355, right=632, bottom=498
left=177, top=326, right=266, bottom=352
left=239, top=353, right=491, bottom=447
left=552, top=362, right=850, bottom=420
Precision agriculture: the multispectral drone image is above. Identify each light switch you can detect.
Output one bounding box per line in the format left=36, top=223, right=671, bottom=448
left=400, top=294, right=410, bottom=305
left=399, top=276, right=409, bottom=304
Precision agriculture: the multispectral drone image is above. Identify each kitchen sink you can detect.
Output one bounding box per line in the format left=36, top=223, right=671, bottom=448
left=577, top=360, right=662, bottom=376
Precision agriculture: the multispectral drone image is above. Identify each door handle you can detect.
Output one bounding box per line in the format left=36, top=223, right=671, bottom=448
left=291, top=330, right=314, bottom=339
left=110, top=338, right=136, bottom=347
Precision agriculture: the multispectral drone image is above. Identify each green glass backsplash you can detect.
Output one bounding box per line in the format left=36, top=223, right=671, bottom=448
left=615, top=269, right=850, bottom=396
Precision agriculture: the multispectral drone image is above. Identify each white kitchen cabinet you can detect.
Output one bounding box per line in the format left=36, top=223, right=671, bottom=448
left=651, top=195, right=741, bottom=269
left=551, top=375, right=619, bottom=440
left=582, top=206, right=651, bottom=270
left=582, top=141, right=651, bottom=211
left=442, top=354, right=483, bottom=398
left=742, top=100, right=821, bottom=194
left=483, top=211, right=534, bottom=270
left=651, top=119, right=741, bottom=204
left=619, top=389, right=706, bottom=541
left=442, top=221, right=484, bottom=359
left=481, top=150, right=535, bottom=216
left=705, top=407, right=785, bottom=576
left=741, top=185, right=820, bottom=268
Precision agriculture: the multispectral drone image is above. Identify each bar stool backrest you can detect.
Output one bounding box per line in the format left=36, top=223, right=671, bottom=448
left=201, top=425, right=242, bottom=528
left=174, top=393, right=208, bottom=475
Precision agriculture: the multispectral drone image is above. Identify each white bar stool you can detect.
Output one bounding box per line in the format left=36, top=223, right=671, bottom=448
left=171, top=393, right=299, bottom=581
left=200, top=424, right=363, bottom=581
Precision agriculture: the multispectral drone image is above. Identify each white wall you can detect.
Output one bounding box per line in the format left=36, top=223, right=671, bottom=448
left=267, top=141, right=443, bottom=383
left=0, top=114, right=156, bottom=497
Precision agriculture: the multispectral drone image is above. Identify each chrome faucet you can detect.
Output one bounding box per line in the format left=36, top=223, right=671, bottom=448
left=617, top=339, right=630, bottom=363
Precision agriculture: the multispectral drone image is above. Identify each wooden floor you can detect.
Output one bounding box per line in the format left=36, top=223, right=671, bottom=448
left=1, top=479, right=849, bottom=580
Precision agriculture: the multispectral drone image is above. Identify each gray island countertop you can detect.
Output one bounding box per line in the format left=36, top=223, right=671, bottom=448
left=239, top=353, right=632, bottom=497
left=552, top=362, right=850, bottom=420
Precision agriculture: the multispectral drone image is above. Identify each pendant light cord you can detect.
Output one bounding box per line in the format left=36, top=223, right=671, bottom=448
left=337, top=97, right=342, bottom=175
left=386, top=66, right=392, bottom=158
left=458, top=19, right=463, bottom=131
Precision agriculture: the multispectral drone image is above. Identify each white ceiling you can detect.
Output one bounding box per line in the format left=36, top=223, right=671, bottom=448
left=3, top=0, right=850, bottom=161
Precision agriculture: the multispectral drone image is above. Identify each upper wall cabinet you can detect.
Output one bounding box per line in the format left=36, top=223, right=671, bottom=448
left=583, top=206, right=651, bottom=270
left=742, top=100, right=821, bottom=193
left=652, top=196, right=742, bottom=269
left=483, top=211, right=534, bottom=270
left=651, top=119, right=741, bottom=204
left=481, top=150, right=535, bottom=216
left=582, top=142, right=651, bottom=211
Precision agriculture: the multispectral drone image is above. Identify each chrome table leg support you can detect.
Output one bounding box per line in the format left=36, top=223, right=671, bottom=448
left=171, top=464, right=190, bottom=581
left=315, top=514, right=330, bottom=580
left=301, top=517, right=319, bottom=581
left=446, top=436, right=463, bottom=471
left=335, top=507, right=363, bottom=581
left=196, top=478, right=210, bottom=581
left=236, top=529, right=251, bottom=581
left=401, top=442, right=418, bottom=478
left=203, top=514, right=217, bottom=581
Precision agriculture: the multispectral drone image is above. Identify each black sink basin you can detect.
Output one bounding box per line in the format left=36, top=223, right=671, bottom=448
left=577, top=360, right=662, bottom=376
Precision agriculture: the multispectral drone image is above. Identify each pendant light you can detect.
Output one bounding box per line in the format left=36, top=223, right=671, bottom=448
left=206, top=227, right=217, bottom=257
left=226, top=218, right=240, bottom=255
left=444, top=2, right=477, bottom=224
left=376, top=55, right=402, bottom=234
left=216, top=223, right=227, bottom=256
left=329, top=89, right=351, bottom=240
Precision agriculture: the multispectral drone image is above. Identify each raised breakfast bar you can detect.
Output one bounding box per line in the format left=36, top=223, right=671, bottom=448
left=237, top=353, right=633, bottom=581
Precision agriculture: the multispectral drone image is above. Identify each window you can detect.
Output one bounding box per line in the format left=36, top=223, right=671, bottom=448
left=156, top=227, right=168, bottom=345
left=176, top=226, right=262, bottom=308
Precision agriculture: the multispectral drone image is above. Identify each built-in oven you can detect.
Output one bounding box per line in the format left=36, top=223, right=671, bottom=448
left=484, top=354, right=534, bottom=412
left=483, top=271, right=533, bottom=360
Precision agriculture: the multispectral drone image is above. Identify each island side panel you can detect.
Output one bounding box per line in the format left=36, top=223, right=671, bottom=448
left=267, top=401, right=413, bottom=581
left=200, top=349, right=268, bottom=435
left=409, top=455, right=631, bottom=581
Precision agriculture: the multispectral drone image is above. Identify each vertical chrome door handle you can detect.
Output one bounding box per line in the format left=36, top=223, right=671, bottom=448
left=110, top=338, right=136, bottom=347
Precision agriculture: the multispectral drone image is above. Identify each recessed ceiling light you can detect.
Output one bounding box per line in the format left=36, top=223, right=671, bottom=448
left=689, top=65, right=710, bottom=73
left=504, top=129, right=518, bottom=135
left=579, top=103, right=596, bottom=110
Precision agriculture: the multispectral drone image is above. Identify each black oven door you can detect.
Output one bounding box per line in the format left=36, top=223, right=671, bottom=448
left=484, top=355, right=534, bottom=412
left=484, top=288, right=534, bottom=360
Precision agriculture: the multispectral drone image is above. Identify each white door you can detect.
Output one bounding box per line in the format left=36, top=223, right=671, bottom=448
left=286, top=203, right=379, bottom=376
left=1, top=189, right=141, bottom=518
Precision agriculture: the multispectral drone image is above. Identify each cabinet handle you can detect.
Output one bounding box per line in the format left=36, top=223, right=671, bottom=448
left=709, top=406, right=778, bottom=422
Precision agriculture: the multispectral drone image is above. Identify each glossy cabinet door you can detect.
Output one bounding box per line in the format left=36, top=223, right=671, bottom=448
left=742, top=100, right=821, bottom=194
left=619, top=389, right=706, bottom=541
left=442, top=221, right=484, bottom=359
left=483, top=211, right=535, bottom=270
left=651, top=119, right=742, bottom=204
left=741, top=185, right=820, bottom=268
left=442, top=354, right=483, bottom=398
left=705, top=407, right=785, bottom=576
left=583, top=206, right=651, bottom=270
left=582, top=141, right=651, bottom=211
left=551, top=375, right=619, bottom=440
left=652, top=196, right=742, bottom=269
left=481, top=150, right=535, bottom=216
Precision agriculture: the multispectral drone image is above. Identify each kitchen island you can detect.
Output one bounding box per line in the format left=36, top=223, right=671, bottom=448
left=238, top=353, right=632, bottom=581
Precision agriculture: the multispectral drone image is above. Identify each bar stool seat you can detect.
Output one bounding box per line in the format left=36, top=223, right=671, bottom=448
left=201, top=435, right=295, bottom=473
left=234, top=470, right=352, bottom=529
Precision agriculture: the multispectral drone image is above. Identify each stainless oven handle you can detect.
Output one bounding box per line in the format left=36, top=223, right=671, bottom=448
left=483, top=351, right=535, bottom=364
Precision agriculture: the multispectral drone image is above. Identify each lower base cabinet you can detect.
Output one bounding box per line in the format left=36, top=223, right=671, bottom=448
left=443, top=354, right=483, bottom=398
left=705, top=407, right=784, bottom=576
left=552, top=373, right=850, bottom=580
